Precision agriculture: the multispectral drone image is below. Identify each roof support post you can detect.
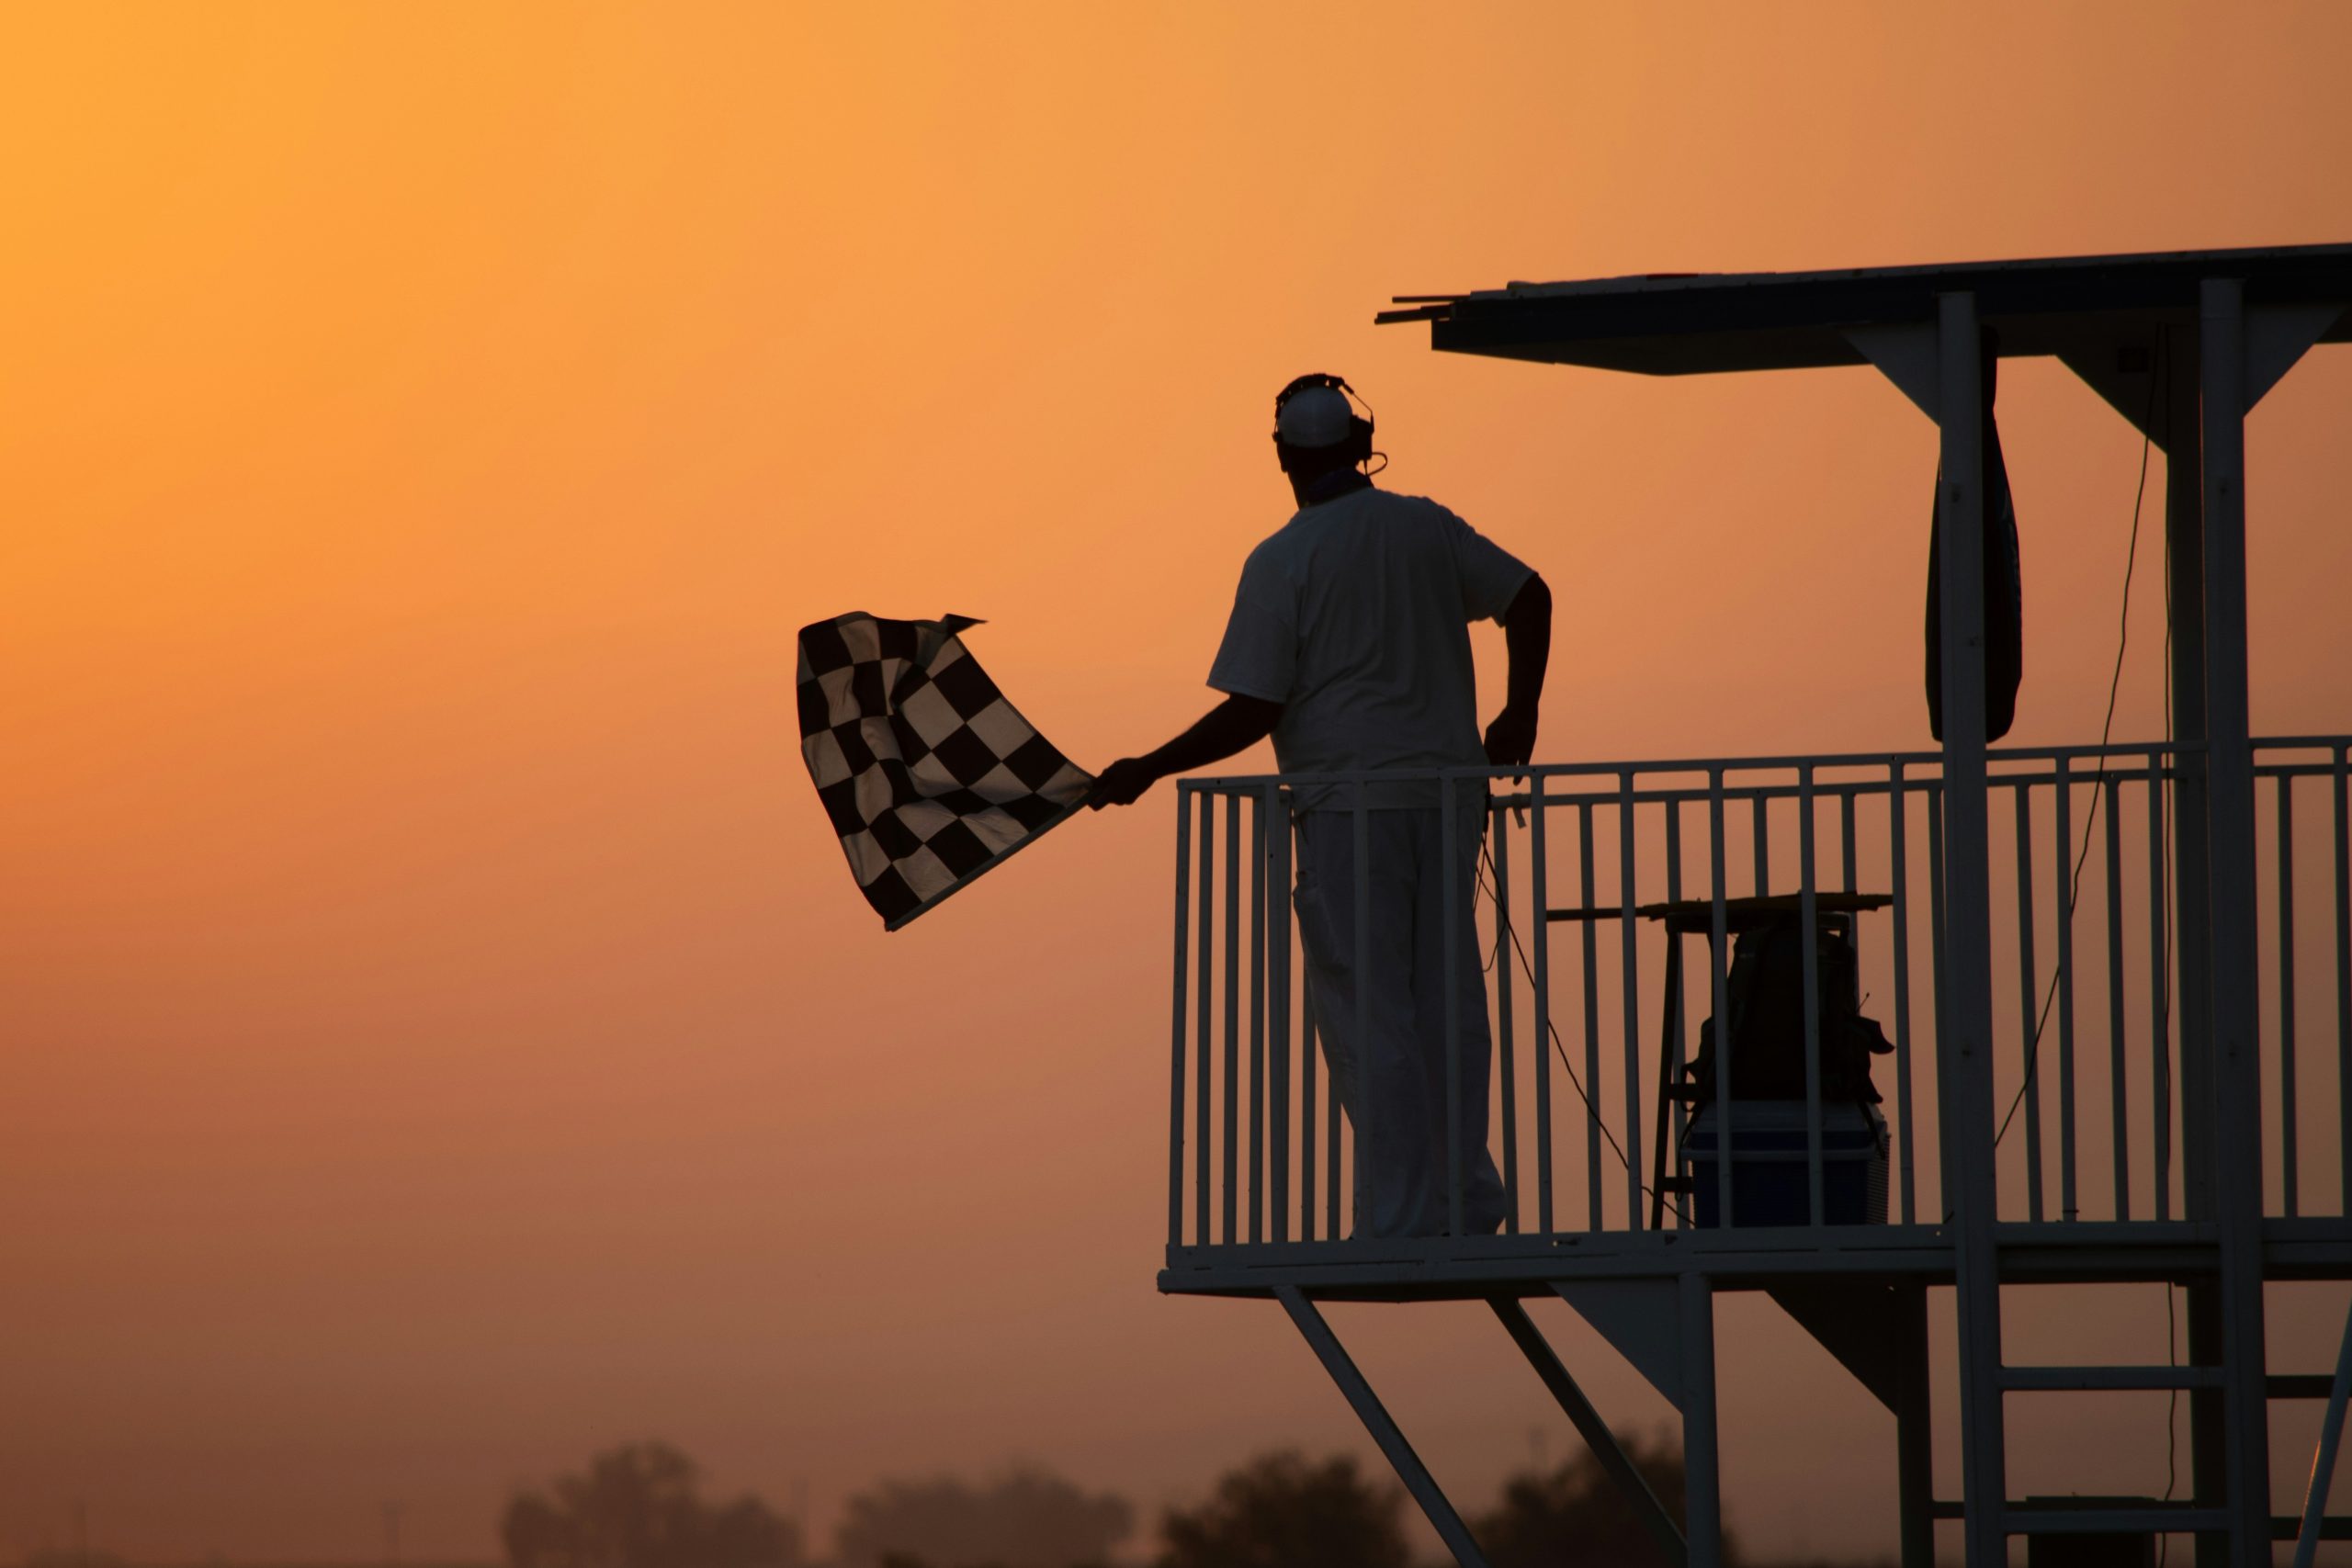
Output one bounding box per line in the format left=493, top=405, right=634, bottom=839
left=2198, top=276, right=2273, bottom=1567
left=2163, top=319, right=2232, bottom=1568
left=2167, top=321, right=2215, bottom=1227
left=1933, top=289, right=2008, bottom=1568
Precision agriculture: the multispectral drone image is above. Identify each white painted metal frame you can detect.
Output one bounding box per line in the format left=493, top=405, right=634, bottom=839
left=1159, top=272, right=2350, bottom=1568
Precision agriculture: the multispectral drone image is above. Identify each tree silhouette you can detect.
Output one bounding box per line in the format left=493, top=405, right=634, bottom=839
left=502, top=1442, right=801, bottom=1568
left=1155, top=1450, right=1412, bottom=1568
left=831, top=1467, right=1130, bottom=1568
left=1474, top=1429, right=1736, bottom=1568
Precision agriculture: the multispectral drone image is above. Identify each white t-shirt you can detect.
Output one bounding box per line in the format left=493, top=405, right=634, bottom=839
left=1207, top=484, right=1533, bottom=808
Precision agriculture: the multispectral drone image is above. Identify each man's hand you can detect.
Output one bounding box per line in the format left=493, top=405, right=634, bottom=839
left=1084, top=696, right=1283, bottom=811
left=1483, top=705, right=1538, bottom=770
left=1086, top=757, right=1159, bottom=810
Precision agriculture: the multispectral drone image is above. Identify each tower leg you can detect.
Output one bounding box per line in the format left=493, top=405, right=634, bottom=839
left=2198, top=275, right=2274, bottom=1568
left=1933, top=288, right=2009, bottom=1568
left=1894, top=1282, right=1937, bottom=1568
left=1679, top=1271, right=1724, bottom=1568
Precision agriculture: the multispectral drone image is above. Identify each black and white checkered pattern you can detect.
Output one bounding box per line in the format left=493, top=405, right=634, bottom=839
left=798, top=612, right=1091, bottom=930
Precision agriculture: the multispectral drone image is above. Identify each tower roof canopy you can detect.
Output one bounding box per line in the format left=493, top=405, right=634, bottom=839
left=1375, top=243, right=2352, bottom=375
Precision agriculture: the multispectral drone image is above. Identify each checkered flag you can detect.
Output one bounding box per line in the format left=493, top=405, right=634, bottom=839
left=797, top=612, right=1091, bottom=930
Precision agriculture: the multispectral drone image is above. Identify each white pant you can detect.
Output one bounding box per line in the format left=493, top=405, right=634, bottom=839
left=1293, top=803, right=1507, bottom=1238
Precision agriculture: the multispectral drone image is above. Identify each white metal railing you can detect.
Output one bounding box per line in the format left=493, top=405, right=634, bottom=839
left=1165, top=737, right=2352, bottom=1253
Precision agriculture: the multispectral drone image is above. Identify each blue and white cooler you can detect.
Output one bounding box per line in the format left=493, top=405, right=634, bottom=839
left=1682, top=1099, right=1889, bottom=1227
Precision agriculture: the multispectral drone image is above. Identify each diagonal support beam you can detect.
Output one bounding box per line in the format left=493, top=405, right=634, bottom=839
left=2290, top=1293, right=2352, bottom=1568
left=1845, top=322, right=1940, bottom=423
left=1489, top=1295, right=1688, bottom=1566
left=2245, top=302, right=2345, bottom=411
left=2057, top=333, right=2167, bottom=446
left=1275, top=1286, right=1492, bottom=1568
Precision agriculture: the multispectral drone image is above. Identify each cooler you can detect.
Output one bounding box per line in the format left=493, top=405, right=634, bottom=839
left=1682, top=1100, right=1889, bottom=1227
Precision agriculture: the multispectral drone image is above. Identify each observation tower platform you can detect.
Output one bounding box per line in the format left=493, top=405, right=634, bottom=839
left=1155, top=245, right=2352, bottom=1566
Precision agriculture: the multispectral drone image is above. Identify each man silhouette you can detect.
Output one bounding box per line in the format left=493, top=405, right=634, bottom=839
left=1091, top=375, right=1551, bottom=1237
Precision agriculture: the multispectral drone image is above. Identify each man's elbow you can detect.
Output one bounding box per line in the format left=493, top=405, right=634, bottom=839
left=1506, top=573, right=1552, bottom=626
left=1230, top=694, right=1285, bottom=739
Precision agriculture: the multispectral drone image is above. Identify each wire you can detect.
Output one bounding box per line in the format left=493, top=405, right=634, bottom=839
left=1994, top=344, right=2161, bottom=1150
left=1467, top=841, right=1693, bottom=1222
left=1467, top=841, right=1636, bottom=1184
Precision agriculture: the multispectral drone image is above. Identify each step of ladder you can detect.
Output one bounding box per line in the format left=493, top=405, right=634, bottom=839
left=2268, top=1373, right=2336, bottom=1399
left=2004, top=1500, right=2227, bottom=1536
left=1932, top=1506, right=2352, bottom=1545
left=2000, top=1364, right=2222, bottom=1392
left=2272, top=1516, right=2352, bottom=1540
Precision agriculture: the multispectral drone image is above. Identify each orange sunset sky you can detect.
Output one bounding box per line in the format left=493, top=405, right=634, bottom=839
left=7, top=5, right=2352, bottom=1563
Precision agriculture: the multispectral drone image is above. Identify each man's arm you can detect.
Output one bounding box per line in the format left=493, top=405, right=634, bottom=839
left=1482, top=572, right=1551, bottom=768
left=1087, top=694, right=1283, bottom=809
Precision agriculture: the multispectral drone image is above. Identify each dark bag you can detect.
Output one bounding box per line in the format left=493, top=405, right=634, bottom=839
left=1926, top=341, right=2024, bottom=743
left=1682, top=916, right=1893, bottom=1110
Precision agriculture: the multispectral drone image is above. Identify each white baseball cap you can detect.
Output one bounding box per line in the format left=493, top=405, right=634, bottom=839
left=1275, top=383, right=1355, bottom=448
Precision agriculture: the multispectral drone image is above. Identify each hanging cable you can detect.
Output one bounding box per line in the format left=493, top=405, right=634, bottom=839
left=1476, top=840, right=1645, bottom=1184
left=1995, top=342, right=2163, bottom=1148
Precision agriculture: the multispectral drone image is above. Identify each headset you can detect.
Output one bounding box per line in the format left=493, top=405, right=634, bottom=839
left=1272, top=371, right=1384, bottom=474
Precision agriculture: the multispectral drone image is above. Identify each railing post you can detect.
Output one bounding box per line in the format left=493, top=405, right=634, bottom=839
left=1170, top=786, right=1193, bottom=1249
left=1928, top=786, right=1950, bottom=1213
left=2149, top=751, right=2174, bottom=1224
left=1353, top=786, right=1372, bottom=1237
left=2278, top=772, right=2299, bottom=1219
left=1532, top=773, right=1554, bottom=1234
left=2015, top=782, right=2043, bottom=1222
left=2336, top=742, right=2352, bottom=1219
left=2053, top=755, right=2079, bottom=1223
left=1579, top=801, right=1603, bottom=1230
left=1249, top=791, right=1268, bottom=1244
left=1620, top=769, right=1645, bottom=1233
left=1709, top=770, right=1733, bottom=1231
left=1224, top=794, right=1241, bottom=1246
left=1267, top=783, right=1292, bottom=1246
left=1299, top=799, right=1319, bottom=1240
left=1799, top=765, right=1825, bottom=1227
left=1889, top=761, right=1918, bottom=1224
left=2104, top=773, right=2131, bottom=1222
left=1663, top=798, right=1689, bottom=1228
left=1443, top=773, right=1464, bottom=1239
left=1195, top=791, right=1215, bottom=1247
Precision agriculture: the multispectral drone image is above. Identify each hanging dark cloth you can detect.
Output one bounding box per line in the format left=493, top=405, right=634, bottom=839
left=1926, top=334, right=2024, bottom=742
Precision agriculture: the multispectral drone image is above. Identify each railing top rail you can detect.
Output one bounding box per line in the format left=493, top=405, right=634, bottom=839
left=1170, top=735, right=2288, bottom=796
